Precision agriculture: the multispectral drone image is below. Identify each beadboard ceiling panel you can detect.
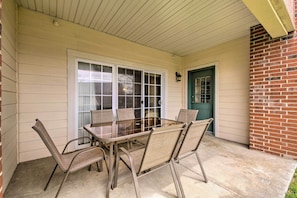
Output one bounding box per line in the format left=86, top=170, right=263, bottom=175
left=16, top=0, right=259, bottom=56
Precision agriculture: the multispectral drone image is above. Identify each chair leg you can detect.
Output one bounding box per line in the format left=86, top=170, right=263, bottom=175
left=195, top=152, right=208, bottom=183
left=171, top=162, right=185, bottom=198
left=55, top=171, right=69, bottom=198
left=55, top=171, right=70, bottom=198
left=130, top=161, right=141, bottom=198
left=44, top=164, right=58, bottom=191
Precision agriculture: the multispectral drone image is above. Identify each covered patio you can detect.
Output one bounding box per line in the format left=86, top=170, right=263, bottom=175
left=2, top=0, right=297, bottom=197
left=5, top=135, right=297, bottom=198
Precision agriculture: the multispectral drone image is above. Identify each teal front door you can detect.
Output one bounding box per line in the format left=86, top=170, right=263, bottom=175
left=188, top=66, right=215, bottom=132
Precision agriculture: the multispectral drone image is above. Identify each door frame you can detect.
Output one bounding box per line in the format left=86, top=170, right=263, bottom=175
left=185, top=62, right=219, bottom=136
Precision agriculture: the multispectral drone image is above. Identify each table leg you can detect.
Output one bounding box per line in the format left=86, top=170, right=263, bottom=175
left=114, top=142, right=119, bottom=187
left=106, top=142, right=115, bottom=197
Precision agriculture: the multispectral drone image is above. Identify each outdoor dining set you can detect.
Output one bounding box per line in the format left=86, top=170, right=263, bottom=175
left=32, top=108, right=213, bottom=198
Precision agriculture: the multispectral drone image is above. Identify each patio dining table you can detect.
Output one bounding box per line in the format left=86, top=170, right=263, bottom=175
left=83, top=117, right=182, bottom=196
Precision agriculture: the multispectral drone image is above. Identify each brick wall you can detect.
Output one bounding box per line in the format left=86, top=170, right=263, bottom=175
left=0, top=0, right=2, bottom=196
left=249, top=2, right=297, bottom=159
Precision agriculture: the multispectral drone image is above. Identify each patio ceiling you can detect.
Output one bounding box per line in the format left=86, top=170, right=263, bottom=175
left=16, top=0, right=259, bottom=56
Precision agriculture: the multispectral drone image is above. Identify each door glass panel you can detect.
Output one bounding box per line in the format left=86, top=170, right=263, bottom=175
left=77, top=61, right=112, bottom=145
left=117, top=67, right=142, bottom=118
left=195, top=76, right=211, bottom=104
left=144, top=73, right=162, bottom=119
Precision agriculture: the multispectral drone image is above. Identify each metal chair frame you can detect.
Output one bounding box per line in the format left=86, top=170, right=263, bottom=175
left=172, top=118, right=214, bottom=198
left=119, top=123, right=186, bottom=198
left=32, top=119, right=108, bottom=198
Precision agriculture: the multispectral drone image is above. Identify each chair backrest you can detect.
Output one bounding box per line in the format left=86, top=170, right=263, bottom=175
left=32, top=119, right=64, bottom=168
left=116, top=108, right=135, bottom=121
left=138, top=123, right=185, bottom=174
left=91, top=109, right=114, bottom=124
left=177, top=109, right=199, bottom=124
left=174, top=118, right=213, bottom=159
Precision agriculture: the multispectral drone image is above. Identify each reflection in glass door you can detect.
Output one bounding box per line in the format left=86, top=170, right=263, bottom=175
left=77, top=61, right=113, bottom=144
left=118, top=68, right=142, bottom=118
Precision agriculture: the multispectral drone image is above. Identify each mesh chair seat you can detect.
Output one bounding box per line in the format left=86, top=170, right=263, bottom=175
left=172, top=118, right=214, bottom=197
left=177, top=109, right=199, bottom=124
left=118, top=123, right=186, bottom=197
left=32, top=119, right=108, bottom=198
left=116, top=108, right=135, bottom=121
left=91, top=109, right=114, bottom=124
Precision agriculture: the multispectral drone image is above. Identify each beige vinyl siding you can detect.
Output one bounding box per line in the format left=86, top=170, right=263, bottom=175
left=18, top=8, right=182, bottom=162
left=184, top=36, right=250, bottom=144
left=2, top=0, right=18, bottom=191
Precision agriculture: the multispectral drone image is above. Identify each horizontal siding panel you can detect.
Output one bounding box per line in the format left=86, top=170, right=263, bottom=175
left=19, top=148, right=51, bottom=162
left=19, top=103, right=67, bottom=113
left=2, top=77, right=17, bottom=92
left=18, top=41, right=67, bottom=59
left=2, top=126, right=17, bottom=152
left=218, top=127, right=249, bottom=144
left=2, top=48, right=16, bottom=71
left=19, top=84, right=67, bottom=94
left=2, top=91, right=17, bottom=105
left=19, top=74, right=67, bottom=85
left=19, top=64, right=67, bottom=77
left=2, top=21, right=16, bottom=50
left=220, top=108, right=249, bottom=116
left=19, top=93, right=67, bottom=104
left=20, top=128, right=66, bottom=142
left=19, top=137, right=66, bottom=152
left=18, top=53, right=66, bottom=67
left=2, top=63, right=17, bottom=81
left=219, top=78, right=249, bottom=87
left=2, top=104, right=17, bottom=120
left=2, top=115, right=17, bottom=134
left=219, top=103, right=248, bottom=110
left=19, top=120, right=67, bottom=133
left=2, top=152, right=17, bottom=193
left=19, top=112, right=67, bottom=123
left=2, top=34, right=16, bottom=62
left=219, top=95, right=249, bottom=103
left=219, top=120, right=249, bottom=130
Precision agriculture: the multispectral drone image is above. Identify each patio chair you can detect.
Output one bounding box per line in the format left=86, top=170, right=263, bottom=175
left=116, top=108, right=135, bottom=121
left=176, top=109, right=199, bottom=124
left=32, top=119, right=108, bottom=198
left=91, top=109, right=114, bottom=124
left=116, top=108, right=147, bottom=148
left=90, top=109, right=114, bottom=148
left=172, top=118, right=213, bottom=197
left=118, top=123, right=186, bottom=198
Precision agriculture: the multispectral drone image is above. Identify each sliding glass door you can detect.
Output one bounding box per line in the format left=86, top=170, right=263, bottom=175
left=75, top=60, right=164, bottom=146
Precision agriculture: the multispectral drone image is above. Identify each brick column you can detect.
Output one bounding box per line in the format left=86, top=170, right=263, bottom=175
left=249, top=2, right=297, bottom=159
left=0, top=0, right=3, bottom=196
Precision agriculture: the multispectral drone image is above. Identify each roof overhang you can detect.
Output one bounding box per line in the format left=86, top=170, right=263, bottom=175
left=242, top=0, right=295, bottom=38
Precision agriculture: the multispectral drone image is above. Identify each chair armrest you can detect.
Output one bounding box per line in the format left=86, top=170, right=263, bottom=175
left=119, top=147, right=135, bottom=170
left=62, top=137, right=92, bottom=154
left=67, top=146, right=107, bottom=171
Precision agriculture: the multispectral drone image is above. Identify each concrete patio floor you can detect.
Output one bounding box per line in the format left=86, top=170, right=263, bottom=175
left=4, top=134, right=297, bottom=198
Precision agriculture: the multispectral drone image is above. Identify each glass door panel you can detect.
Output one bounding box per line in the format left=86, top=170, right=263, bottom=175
left=118, top=67, right=142, bottom=118
left=77, top=61, right=113, bottom=145
left=144, top=72, right=162, bottom=126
